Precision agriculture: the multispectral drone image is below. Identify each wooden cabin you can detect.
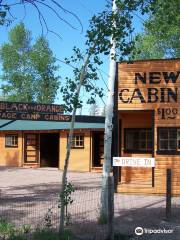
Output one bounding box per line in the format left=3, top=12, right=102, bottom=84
left=114, top=58, right=180, bottom=195
left=1, top=58, right=180, bottom=195
left=0, top=117, right=104, bottom=172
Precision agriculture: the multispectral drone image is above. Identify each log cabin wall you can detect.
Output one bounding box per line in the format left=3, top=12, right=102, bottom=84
left=117, top=59, right=180, bottom=195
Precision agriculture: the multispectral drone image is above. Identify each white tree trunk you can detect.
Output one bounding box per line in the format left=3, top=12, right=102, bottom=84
left=101, top=0, right=117, bottom=220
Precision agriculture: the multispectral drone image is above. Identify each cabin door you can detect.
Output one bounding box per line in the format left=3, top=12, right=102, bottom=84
left=92, top=132, right=104, bottom=168
left=40, top=133, right=59, bottom=167
left=24, top=134, right=39, bottom=163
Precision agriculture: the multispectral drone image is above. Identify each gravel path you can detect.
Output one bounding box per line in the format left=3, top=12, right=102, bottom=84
left=0, top=167, right=180, bottom=240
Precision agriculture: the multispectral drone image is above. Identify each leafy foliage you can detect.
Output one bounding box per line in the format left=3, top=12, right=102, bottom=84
left=86, top=0, right=159, bottom=60
left=29, top=37, right=59, bottom=103
left=0, top=219, right=30, bottom=239
left=60, top=47, right=104, bottom=112
left=60, top=0, right=160, bottom=112
left=59, top=182, right=75, bottom=208
left=0, top=23, right=59, bottom=103
left=145, top=0, right=180, bottom=57
left=131, top=33, right=165, bottom=59
left=132, top=0, right=180, bottom=59
left=0, top=218, right=15, bottom=239
left=0, top=218, right=73, bottom=240
left=43, top=208, right=53, bottom=229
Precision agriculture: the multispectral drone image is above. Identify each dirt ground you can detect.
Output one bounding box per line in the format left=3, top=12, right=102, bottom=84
left=0, top=167, right=180, bottom=240
left=0, top=167, right=101, bottom=195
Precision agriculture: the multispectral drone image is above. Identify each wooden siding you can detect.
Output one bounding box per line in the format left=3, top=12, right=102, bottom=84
left=59, top=130, right=91, bottom=172
left=118, top=60, right=180, bottom=113
left=117, top=59, right=180, bottom=195
left=119, top=112, right=153, bottom=189
left=0, top=129, right=92, bottom=172
left=0, top=131, right=23, bottom=166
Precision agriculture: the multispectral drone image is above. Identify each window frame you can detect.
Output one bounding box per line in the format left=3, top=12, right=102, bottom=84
left=5, top=134, right=18, bottom=148
left=124, top=128, right=153, bottom=154
left=157, top=127, right=180, bottom=155
left=67, top=133, right=85, bottom=149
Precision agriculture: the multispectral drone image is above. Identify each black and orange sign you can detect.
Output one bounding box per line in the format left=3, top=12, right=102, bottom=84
left=0, top=101, right=70, bottom=122
left=0, top=101, right=64, bottom=114
left=0, top=112, right=71, bottom=121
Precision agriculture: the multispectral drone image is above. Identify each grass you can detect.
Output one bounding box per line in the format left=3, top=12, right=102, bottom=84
left=0, top=218, right=133, bottom=240
left=114, top=232, right=133, bottom=240
left=31, top=229, right=73, bottom=240
left=0, top=219, right=15, bottom=239
left=0, top=219, right=74, bottom=240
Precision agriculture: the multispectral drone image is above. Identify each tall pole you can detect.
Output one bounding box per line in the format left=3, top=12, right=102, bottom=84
left=101, top=0, right=117, bottom=224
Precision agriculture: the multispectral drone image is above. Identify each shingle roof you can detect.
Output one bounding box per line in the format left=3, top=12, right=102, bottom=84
left=0, top=119, right=104, bottom=131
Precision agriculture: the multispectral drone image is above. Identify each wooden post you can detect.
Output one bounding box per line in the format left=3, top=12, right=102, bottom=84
left=152, top=110, right=155, bottom=187
left=65, top=177, right=68, bottom=223
left=152, top=167, right=155, bottom=187
left=107, top=176, right=114, bottom=240
left=166, top=169, right=172, bottom=220
left=112, top=63, right=119, bottom=193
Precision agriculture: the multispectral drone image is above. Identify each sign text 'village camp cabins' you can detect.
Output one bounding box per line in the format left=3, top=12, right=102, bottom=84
left=0, top=101, right=71, bottom=122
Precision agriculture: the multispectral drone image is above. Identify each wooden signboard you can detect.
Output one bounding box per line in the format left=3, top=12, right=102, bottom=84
left=0, top=101, right=105, bottom=122
left=0, top=101, right=71, bottom=122
left=118, top=59, right=180, bottom=122
left=0, top=101, right=64, bottom=114
left=113, top=157, right=155, bottom=168
left=0, top=112, right=71, bottom=121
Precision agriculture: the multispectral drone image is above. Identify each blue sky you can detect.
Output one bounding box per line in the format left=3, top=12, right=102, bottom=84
left=0, top=0, right=145, bottom=113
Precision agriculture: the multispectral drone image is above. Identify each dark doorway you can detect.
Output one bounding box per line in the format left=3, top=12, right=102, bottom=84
left=40, top=133, right=59, bottom=167
left=92, top=132, right=104, bottom=167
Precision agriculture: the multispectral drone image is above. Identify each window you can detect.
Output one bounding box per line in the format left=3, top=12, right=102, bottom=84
left=5, top=134, right=18, bottom=147
left=124, top=128, right=152, bottom=153
left=158, top=128, right=180, bottom=154
left=67, top=134, right=84, bottom=148
left=26, top=134, right=37, bottom=146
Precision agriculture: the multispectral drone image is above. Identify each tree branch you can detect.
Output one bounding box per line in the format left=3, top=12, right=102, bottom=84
left=29, top=1, right=62, bottom=40
left=55, top=57, right=76, bottom=70
left=50, top=0, right=83, bottom=33
left=1, top=0, right=83, bottom=37
left=34, top=0, right=78, bottom=31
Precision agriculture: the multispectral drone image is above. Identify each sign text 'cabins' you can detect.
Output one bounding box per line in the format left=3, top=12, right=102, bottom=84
left=113, top=157, right=155, bottom=168
left=0, top=101, right=71, bottom=122
left=118, top=61, right=180, bottom=121
left=119, top=71, right=180, bottom=104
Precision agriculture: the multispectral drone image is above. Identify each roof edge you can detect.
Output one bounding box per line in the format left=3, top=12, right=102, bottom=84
left=117, top=58, right=180, bottom=64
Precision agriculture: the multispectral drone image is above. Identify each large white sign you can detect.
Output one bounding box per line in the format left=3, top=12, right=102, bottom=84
left=113, top=157, right=155, bottom=168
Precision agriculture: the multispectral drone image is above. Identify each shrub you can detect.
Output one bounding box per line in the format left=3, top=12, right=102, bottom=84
left=0, top=219, right=15, bottom=239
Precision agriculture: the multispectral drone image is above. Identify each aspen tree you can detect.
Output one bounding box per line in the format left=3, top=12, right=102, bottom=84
left=101, top=0, right=117, bottom=222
